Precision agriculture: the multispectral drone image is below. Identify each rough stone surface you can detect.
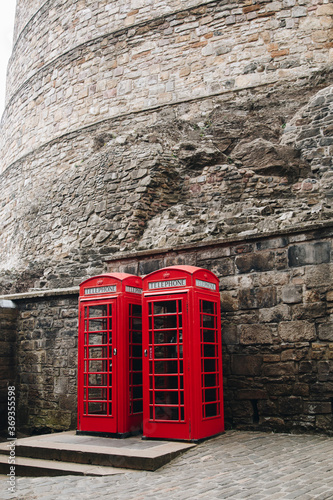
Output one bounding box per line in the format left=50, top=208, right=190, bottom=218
left=0, top=0, right=332, bottom=436
left=0, top=307, right=17, bottom=431
left=1, top=431, right=333, bottom=500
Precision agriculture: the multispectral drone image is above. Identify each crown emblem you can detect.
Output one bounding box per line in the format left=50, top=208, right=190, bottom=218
left=163, top=272, right=171, bottom=278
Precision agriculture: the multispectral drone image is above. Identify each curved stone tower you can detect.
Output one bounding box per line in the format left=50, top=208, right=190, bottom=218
left=0, top=0, right=332, bottom=291
left=0, top=1, right=333, bottom=435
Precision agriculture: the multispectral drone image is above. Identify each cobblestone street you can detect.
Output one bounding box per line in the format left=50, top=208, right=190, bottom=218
left=1, top=430, right=333, bottom=500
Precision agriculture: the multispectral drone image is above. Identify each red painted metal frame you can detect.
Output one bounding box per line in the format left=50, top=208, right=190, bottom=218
left=77, top=273, right=143, bottom=436
left=142, top=265, right=224, bottom=441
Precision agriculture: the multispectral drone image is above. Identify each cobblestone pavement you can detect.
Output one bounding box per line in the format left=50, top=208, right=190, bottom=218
left=1, top=430, right=333, bottom=500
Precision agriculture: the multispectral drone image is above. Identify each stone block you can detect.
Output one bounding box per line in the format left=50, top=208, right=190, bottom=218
left=318, top=323, right=333, bottom=341
left=222, top=323, right=239, bottom=345
left=235, top=251, right=275, bottom=273
left=262, top=363, right=295, bottom=378
left=259, top=304, right=291, bottom=323
left=279, top=321, right=316, bottom=342
left=239, top=286, right=277, bottom=309
left=288, top=242, right=331, bottom=267
left=305, top=401, right=332, bottom=414
left=220, top=291, right=238, bottom=312
left=282, top=285, right=303, bottom=304
left=240, top=324, right=273, bottom=344
left=231, top=355, right=262, bottom=375
left=279, top=396, right=303, bottom=414
left=237, top=389, right=267, bottom=399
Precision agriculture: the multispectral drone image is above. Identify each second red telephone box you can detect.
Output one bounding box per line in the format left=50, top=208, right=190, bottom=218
left=142, top=265, right=224, bottom=441
left=77, top=273, right=143, bottom=437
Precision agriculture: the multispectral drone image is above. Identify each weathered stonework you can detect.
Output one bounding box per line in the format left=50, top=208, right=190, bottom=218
left=0, top=302, right=17, bottom=432
left=0, top=0, right=332, bottom=435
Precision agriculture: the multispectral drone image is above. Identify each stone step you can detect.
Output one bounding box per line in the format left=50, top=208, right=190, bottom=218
left=0, top=453, right=128, bottom=477
left=0, top=431, right=195, bottom=473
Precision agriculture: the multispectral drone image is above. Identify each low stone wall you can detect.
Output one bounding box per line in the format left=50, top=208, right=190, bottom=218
left=0, top=302, right=18, bottom=432
left=14, top=292, right=78, bottom=435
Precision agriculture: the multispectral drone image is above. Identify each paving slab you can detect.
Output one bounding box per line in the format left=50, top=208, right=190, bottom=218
left=0, top=431, right=195, bottom=472
left=0, top=454, right=128, bottom=477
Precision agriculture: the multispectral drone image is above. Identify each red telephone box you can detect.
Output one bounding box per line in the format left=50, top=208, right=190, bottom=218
left=77, top=273, right=143, bottom=437
left=142, top=265, right=224, bottom=441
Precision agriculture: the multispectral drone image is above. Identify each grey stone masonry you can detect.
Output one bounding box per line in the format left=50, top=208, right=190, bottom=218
left=0, top=303, right=17, bottom=432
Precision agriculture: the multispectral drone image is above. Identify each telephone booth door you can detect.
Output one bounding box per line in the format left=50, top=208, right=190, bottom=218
left=143, top=293, right=190, bottom=441
left=77, top=273, right=143, bottom=437
left=79, top=299, right=117, bottom=434
left=142, top=266, right=224, bottom=442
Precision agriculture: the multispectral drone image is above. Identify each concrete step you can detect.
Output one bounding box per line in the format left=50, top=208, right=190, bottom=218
left=0, top=453, right=128, bottom=477
left=0, top=432, right=195, bottom=474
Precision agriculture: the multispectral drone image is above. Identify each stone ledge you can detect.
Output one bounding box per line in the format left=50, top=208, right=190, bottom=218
left=104, top=220, right=333, bottom=263
left=0, top=287, right=79, bottom=302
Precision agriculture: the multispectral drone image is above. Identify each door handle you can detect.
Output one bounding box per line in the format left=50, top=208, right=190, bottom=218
left=144, top=349, right=148, bottom=357
left=113, top=348, right=117, bottom=355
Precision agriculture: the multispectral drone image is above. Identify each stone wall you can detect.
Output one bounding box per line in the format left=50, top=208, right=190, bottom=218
left=0, top=302, right=18, bottom=432
left=107, top=226, right=333, bottom=434
left=0, top=0, right=332, bottom=435
left=2, top=0, right=332, bottom=172
left=6, top=225, right=333, bottom=435
left=15, top=293, right=78, bottom=434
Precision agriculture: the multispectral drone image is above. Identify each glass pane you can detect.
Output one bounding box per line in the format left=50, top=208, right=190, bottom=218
left=204, top=373, right=217, bottom=387
left=133, top=386, right=142, bottom=399
left=132, top=358, right=142, bottom=371
left=205, top=403, right=219, bottom=417
left=154, top=391, right=179, bottom=405
left=203, top=329, right=215, bottom=343
left=132, top=304, right=142, bottom=316
left=154, top=375, right=179, bottom=389
left=88, top=388, right=108, bottom=400
left=203, top=344, right=216, bottom=357
left=154, top=360, right=179, bottom=374
left=88, top=402, right=107, bottom=415
left=154, top=316, right=177, bottom=329
left=88, top=332, right=109, bottom=345
left=202, top=301, right=215, bottom=314
left=154, top=301, right=177, bottom=315
left=202, top=315, right=215, bottom=328
left=132, top=345, right=142, bottom=357
left=89, top=319, right=107, bottom=331
left=132, top=331, right=141, bottom=343
left=133, top=400, right=143, bottom=413
left=88, top=359, right=109, bottom=372
left=133, top=372, right=142, bottom=385
left=205, top=388, right=218, bottom=403
left=203, top=358, right=216, bottom=373
left=88, top=347, right=107, bottom=359
left=154, top=330, right=178, bottom=344
left=132, top=318, right=142, bottom=328
left=155, top=406, right=179, bottom=420
left=89, top=305, right=108, bottom=317
left=154, top=345, right=179, bottom=359
left=88, top=373, right=107, bottom=386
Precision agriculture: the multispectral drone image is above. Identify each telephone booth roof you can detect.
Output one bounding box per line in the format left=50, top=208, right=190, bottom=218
left=79, top=273, right=142, bottom=297
left=142, top=265, right=219, bottom=293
